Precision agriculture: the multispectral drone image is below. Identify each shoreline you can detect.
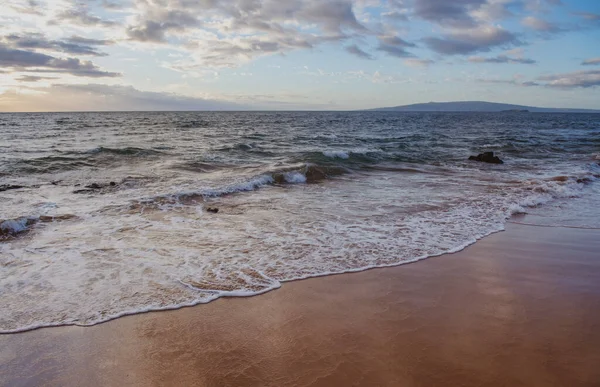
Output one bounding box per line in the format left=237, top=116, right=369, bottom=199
left=0, top=222, right=508, bottom=335
left=1, top=219, right=600, bottom=386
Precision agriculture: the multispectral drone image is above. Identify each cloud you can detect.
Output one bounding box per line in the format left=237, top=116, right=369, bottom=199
left=413, top=0, right=487, bottom=27
left=15, top=75, right=58, bottom=82
left=0, top=84, right=244, bottom=112
left=470, top=0, right=515, bottom=23
left=124, top=0, right=367, bottom=66
left=126, top=10, right=201, bottom=42
left=469, top=54, right=536, bottom=64
left=101, top=1, right=126, bottom=11
left=573, top=12, right=600, bottom=21
left=0, top=44, right=120, bottom=77
left=537, top=69, right=600, bottom=88
left=9, top=0, right=44, bottom=15
left=376, top=35, right=416, bottom=57
left=404, top=58, right=434, bottom=67
left=52, top=8, right=118, bottom=27
left=478, top=69, right=600, bottom=89
left=381, top=10, right=409, bottom=22
left=67, top=36, right=115, bottom=46
left=521, top=16, right=561, bottom=32
left=424, top=25, right=519, bottom=55
left=2, top=33, right=111, bottom=57
left=345, top=44, right=373, bottom=59
left=477, top=77, right=540, bottom=86
left=582, top=58, right=600, bottom=66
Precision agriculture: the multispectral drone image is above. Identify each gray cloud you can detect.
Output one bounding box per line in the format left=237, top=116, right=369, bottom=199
left=2, top=33, right=110, bottom=57
left=101, top=1, right=126, bottom=10
left=381, top=10, right=409, bottom=22
left=0, top=44, right=120, bottom=77
left=377, top=35, right=416, bottom=58
left=537, top=69, right=600, bottom=88
left=124, top=0, right=366, bottom=67
left=53, top=8, right=118, bottom=27
left=295, top=1, right=366, bottom=33
left=9, top=0, right=43, bottom=15
left=15, top=75, right=58, bottom=82
left=424, top=26, right=519, bottom=55
left=582, top=58, right=600, bottom=66
left=414, top=0, right=487, bottom=27
left=126, top=10, right=201, bottom=42
left=469, top=55, right=536, bottom=64
left=345, top=44, right=373, bottom=59
left=477, top=78, right=540, bottom=87
left=67, top=36, right=115, bottom=46
left=126, top=0, right=365, bottom=44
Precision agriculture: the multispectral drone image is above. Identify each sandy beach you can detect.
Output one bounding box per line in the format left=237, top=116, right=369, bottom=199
left=1, top=219, right=599, bottom=387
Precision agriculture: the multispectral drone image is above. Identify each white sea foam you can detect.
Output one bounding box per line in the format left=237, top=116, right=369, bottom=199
left=323, top=150, right=350, bottom=159
left=1, top=167, right=596, bottom=333
left=283, top=171, right=307, bottom=184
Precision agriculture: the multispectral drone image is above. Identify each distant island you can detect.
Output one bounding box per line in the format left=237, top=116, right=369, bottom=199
left=367, top=101, right=600, bottom=113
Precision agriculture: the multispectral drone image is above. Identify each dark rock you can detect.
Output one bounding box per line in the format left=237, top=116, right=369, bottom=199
left=304, top=166, right=327, bottom=182
left=73, top=189, right=95, bottom=194
left=0, top=184, right=25, bottom=192
left=577, top=178, right=592, bottom=184
left=50, top=180, right=62, bottom=185
left=109, top=181, right=116, bottom=186
left=206, top=207, right=219, bottom=213
left=85, top=183, right=102, bottom=189
left=469, top=152, right=503, bottom=164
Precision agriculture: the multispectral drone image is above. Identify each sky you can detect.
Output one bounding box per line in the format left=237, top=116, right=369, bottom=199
left=0, top=0, right=599, bottom=111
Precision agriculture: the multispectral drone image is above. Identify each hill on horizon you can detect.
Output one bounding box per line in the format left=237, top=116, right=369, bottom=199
left=367, top=101, right=600, bottom=113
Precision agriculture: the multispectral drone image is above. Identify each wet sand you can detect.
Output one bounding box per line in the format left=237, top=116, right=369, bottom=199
left=1, top=221, right=600, bottom=387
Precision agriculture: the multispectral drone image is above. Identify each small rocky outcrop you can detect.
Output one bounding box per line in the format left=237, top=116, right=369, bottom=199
left=469, top=152, right=504, bottom=164
left=73, top=181, right=118, bottom=194
left=206, top=207, right=219, bottom=213
left=0, top=184, right=25, bottom=192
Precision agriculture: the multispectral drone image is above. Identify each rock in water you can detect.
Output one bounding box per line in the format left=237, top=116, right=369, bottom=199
left=206, top=207, right=219, bottom=213
left=0, top=185, right=25, bottom=192
left=469, top=152, right=504, bottom=164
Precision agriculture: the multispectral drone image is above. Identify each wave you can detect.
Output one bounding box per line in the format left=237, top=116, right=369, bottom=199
left=213, top=142, right=277, bottom=157
left=131, top=163, right=351, bottom=210
left=86, top=146, right=164, bottom=156
left=13, top=146, right=164, bottom=174
left=169, top=161, right=229, bottom=173
left=176, top=119, right=211, bottom=129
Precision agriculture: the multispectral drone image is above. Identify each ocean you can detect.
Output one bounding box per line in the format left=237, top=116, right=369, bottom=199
left=1, top=111, right=599, bottom=333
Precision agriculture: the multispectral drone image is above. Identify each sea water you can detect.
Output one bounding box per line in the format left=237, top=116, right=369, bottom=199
left=1, top=111, right=599, bottom=332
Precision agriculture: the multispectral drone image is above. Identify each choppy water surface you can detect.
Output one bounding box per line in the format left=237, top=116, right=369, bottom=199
left=1, top=111, right=599, bottom=332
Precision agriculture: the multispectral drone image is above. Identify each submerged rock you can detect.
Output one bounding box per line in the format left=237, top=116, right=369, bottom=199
left=469, top=152, right=504, bottom=164
left=206, top=207, right=219, bottom=213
